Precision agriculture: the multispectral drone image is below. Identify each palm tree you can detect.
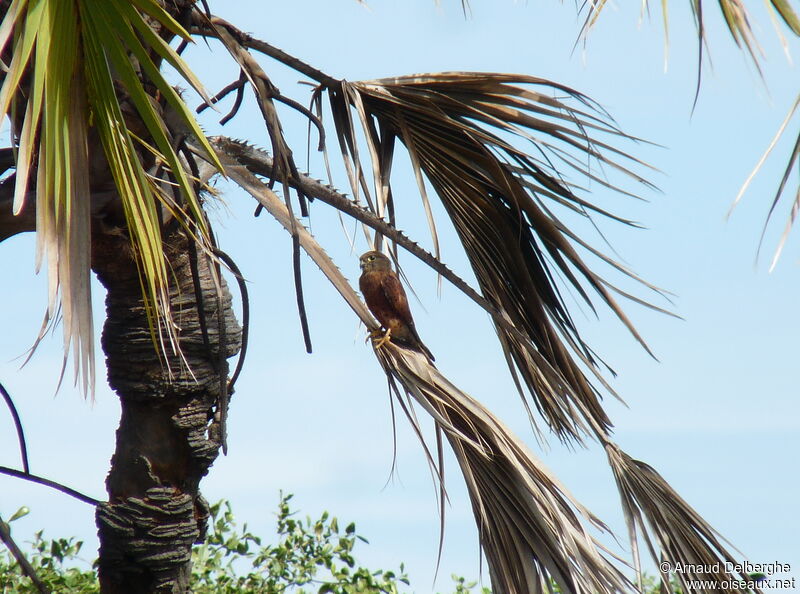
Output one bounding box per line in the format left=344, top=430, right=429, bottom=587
left=0, top=1, right=795, bottom=592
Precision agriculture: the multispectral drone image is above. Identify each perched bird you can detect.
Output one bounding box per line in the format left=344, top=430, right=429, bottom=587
left=359, top=250, right=435, bottom=361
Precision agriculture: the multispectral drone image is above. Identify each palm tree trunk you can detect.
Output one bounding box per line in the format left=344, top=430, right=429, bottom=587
left=91, top=224, right=241, bottom=593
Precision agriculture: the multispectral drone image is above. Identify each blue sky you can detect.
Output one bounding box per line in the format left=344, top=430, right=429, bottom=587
left=1, top=1, right=798, bottom=591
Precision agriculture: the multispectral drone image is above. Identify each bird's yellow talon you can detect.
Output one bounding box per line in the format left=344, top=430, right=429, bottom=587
left=370, top=328, right=392, bottom=349
left=365, top=329, right=383, bottom=344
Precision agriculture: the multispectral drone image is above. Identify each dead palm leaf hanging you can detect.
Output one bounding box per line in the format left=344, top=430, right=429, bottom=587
left=194, top=73, right=761, bottom=594
left=320, top=72, right=669, bottom=445
left=310, top=72, right=762, bottom=594
left=604, top=443, right=761, bottom=594
left=379, top=344, right=636, bottom=594
left=215, top=154, right=633, bottom=594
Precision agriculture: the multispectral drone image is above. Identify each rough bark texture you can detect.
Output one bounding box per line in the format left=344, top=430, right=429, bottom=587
left=92, top=224, right=241, bottom=593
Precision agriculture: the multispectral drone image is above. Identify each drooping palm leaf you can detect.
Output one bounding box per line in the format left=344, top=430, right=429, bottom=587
left=321, top=73, right=667, bottom=445
left=163, top=14, right=781, bottom=591
left=0, top=0, right=94, bottom=393
left=605, top=444, right=759, bottom=594
left=0, top=0, right=223, bottom=392
left=309, top=73, right=766, bottom=592
left=210, top=136, right=769, bottom=593
left=379, top=344, right=637, bottom=594
left=207, top=132, right=765, bottom=592
left=212, top=150, right=633, bottom=594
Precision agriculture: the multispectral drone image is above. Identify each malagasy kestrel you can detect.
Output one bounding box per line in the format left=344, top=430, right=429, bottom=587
left=359, top=251, right=434, bottom=361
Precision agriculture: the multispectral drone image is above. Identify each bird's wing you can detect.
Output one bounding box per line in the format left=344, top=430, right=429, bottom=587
left=377, top=270, right=435, bottom=362
left=380, top=271, right=416, bottom=327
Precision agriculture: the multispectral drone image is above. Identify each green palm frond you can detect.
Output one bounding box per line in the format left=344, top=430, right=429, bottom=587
left=770, top=0, right=800, bottom=35
left=0, top=0, right=94, bottom=392
left=0, top=0, right=223, bottom=393
left=320, top=72, right=666, bottom=445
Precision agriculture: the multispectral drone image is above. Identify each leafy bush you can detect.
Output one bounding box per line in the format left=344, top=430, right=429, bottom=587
left=0, top=494, right=488, bottom=593
left=191, top=493, right=410, bottom=593
left=0, top=523, right=97, bottom=593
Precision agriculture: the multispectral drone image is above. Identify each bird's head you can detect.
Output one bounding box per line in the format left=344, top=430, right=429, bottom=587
left=359, top=250, right=391, bottom=273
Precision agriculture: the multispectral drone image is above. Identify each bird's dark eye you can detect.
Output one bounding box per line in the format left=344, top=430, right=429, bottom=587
left=368, top=255, right=375, bottom=261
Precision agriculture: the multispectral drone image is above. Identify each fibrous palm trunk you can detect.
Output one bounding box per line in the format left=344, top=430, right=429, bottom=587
left=92, top=224, right=241, bottom=593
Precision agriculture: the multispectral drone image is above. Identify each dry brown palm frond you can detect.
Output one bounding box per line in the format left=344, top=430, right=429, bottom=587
left=604, top=444, right=761, bottom=594
left=319, top=72, right=668, bottom=445
left=203, top=136, right=631, bottom=442
left=205, top=148, right=635, bottom=594
left=203, top=143, right=377, bottom=330
left=206, top=134, right=759, bottom=594
left=192, top=33, right=762, bottom=594
left=378, top=344, right=634, bottom=594
left=202, top=15, right=305, bottom=213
